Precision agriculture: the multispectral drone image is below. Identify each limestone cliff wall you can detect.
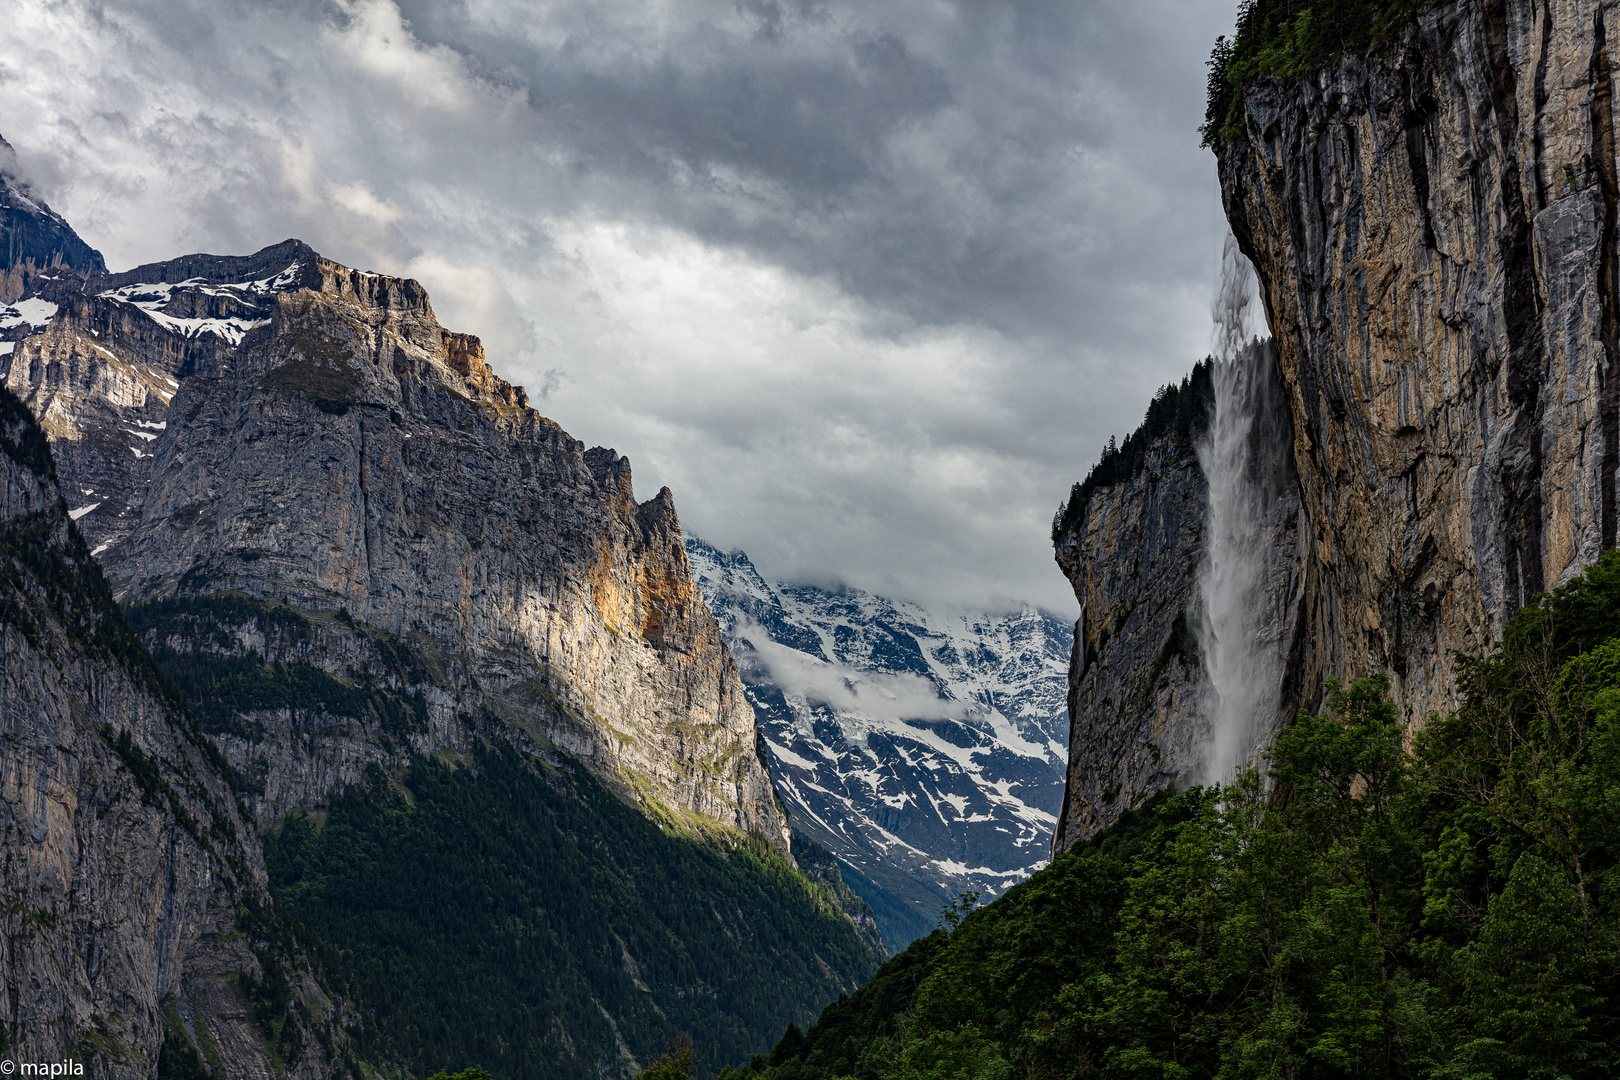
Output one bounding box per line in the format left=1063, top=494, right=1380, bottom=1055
left=1051, top=436, right=1209, bottom=846
left=1054, top=0, right=1620, bottom=848
left=104, top=265, right=787, bottom=848
left=1220, top=0, right=1620, bottom=726
left=0, top=387, right=346, bottom=1080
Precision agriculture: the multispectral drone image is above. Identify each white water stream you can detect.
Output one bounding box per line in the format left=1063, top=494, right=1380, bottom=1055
left=1196, top=237, right=1280, bottom=784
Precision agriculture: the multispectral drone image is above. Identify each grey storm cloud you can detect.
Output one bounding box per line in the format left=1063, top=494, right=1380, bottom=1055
left=0, top=0, right=1242, bottom=613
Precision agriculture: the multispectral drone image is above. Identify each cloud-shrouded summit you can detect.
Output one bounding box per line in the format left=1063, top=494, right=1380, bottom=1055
left=0, top=0, right=1239, bottom=612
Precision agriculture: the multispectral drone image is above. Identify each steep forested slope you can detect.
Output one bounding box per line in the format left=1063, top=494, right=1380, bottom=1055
left=263, top=748, right=878, bottom=1080
left=743, top=551, right=1620, bottom=1079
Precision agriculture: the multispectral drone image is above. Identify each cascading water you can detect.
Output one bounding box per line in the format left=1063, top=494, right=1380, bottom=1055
left=1197, top=237, right=1284, bottom=784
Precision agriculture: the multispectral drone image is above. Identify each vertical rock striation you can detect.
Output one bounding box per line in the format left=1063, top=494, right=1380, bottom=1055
left=0, top=385, right=335, bottom=1080
left=1054, top=0, right=1620, bottom=847
left=1219, top=0, right=1620, bottom=726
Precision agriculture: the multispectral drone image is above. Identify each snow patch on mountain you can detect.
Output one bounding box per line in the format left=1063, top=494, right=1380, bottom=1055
left=686, top=536, right=1073, bottom=948
left=99, top=263, right=298, bottom=344
left=0, top=297, right=58, bottom=331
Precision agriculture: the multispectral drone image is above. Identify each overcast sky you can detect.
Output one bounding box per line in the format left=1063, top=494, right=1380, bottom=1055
left=1, top=0, right=1242, bottom=614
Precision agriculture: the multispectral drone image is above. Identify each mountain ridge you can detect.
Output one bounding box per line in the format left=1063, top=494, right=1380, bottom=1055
left=685, top=536, right=1071, bottom=949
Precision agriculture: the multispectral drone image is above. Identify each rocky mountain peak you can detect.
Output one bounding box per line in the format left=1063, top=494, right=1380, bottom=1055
left=0, top=135, right=106, bottom=303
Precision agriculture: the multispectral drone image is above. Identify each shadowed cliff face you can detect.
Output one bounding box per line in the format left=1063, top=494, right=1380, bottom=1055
left=0, top=385, right=347, bottom=1080
left=1219, top=0, right=1620, bottom=728
left=1050, top=346, right=1302, bottom=850
left=88, top=256, right=787, bottom=848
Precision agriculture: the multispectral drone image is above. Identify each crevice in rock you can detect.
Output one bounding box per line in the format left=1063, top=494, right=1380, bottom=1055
left=1533, top=0, right=1554, bottom=211
left=1482, top=0, right=1548, bottom=613
left=1592, top=7, right=1620, bottom=549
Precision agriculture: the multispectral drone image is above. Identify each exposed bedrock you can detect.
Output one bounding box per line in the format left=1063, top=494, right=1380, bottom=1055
left=1055, top=0, right=1620, bottom=848
left=0, top=387, right=347, bottom=1080
left=102, top=263, right=787, bottom=848
left=1220, top=0, right=1620, bottom=725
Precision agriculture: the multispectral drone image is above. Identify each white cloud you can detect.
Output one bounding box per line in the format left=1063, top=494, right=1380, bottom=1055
left=738, top=621, right=972, bottom=726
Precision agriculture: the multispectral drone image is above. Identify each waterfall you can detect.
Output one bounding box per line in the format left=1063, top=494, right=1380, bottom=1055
left=1196, top=237, right=1283, bottom=785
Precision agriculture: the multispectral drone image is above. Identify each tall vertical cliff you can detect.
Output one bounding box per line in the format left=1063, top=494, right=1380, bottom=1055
left=1052, top=0, right=1620, bottom=848
left=0, top=384, right=352, bottom=1080
left=1220, top=0, right=1619, bottom=724
left=93, top=257, right=788, bottom=847
left=1050, top=350, right=1304, bottom=848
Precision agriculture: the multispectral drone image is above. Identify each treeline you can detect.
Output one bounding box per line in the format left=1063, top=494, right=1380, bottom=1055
left=1053, top=361, right=1212, bottom=542
left=739, top=550, right=1620, bottom=1079
left=1203, top=0, right=1444, bottom=144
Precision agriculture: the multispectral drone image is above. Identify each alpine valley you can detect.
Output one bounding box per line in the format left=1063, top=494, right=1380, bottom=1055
left=12, top=1, right=1620, bottom=1079
left=0, top=133, right=883, bottom=1080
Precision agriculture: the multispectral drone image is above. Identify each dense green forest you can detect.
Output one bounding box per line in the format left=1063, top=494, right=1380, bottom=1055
left=124, top=585, right=883, bottom=1080
left=738, top=550, right=1620, bottom=1079
left=262, top=745, right=881, bottom=1080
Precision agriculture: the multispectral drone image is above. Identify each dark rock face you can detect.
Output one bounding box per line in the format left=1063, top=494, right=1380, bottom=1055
left=3, top=242, right=317, bottom=555
left=1050, top=435, right=1209, bottom=848
left=0, top=386, right=342, bottom=1080
left=0, top=136, right=106, bottom=303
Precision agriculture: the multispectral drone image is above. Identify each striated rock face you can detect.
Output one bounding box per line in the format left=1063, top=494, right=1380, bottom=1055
left=90, top=256, right=788, bottom=848
left=1054, top=0, right=1620, bottom=848
left=0, top=386, right=343, bottom=1080
left=1219, top=0, right=1620, bottom=728
left=1050, top=434, right=1209, bottom=848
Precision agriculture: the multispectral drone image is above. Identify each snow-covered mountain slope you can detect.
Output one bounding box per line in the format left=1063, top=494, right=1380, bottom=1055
left=0, top=238, right=322, bottom=555
left=686, top=536, right=1073, bottom=948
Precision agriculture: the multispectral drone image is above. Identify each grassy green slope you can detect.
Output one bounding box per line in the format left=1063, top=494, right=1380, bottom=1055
left=744, top=550, right=1620, bottom=1080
